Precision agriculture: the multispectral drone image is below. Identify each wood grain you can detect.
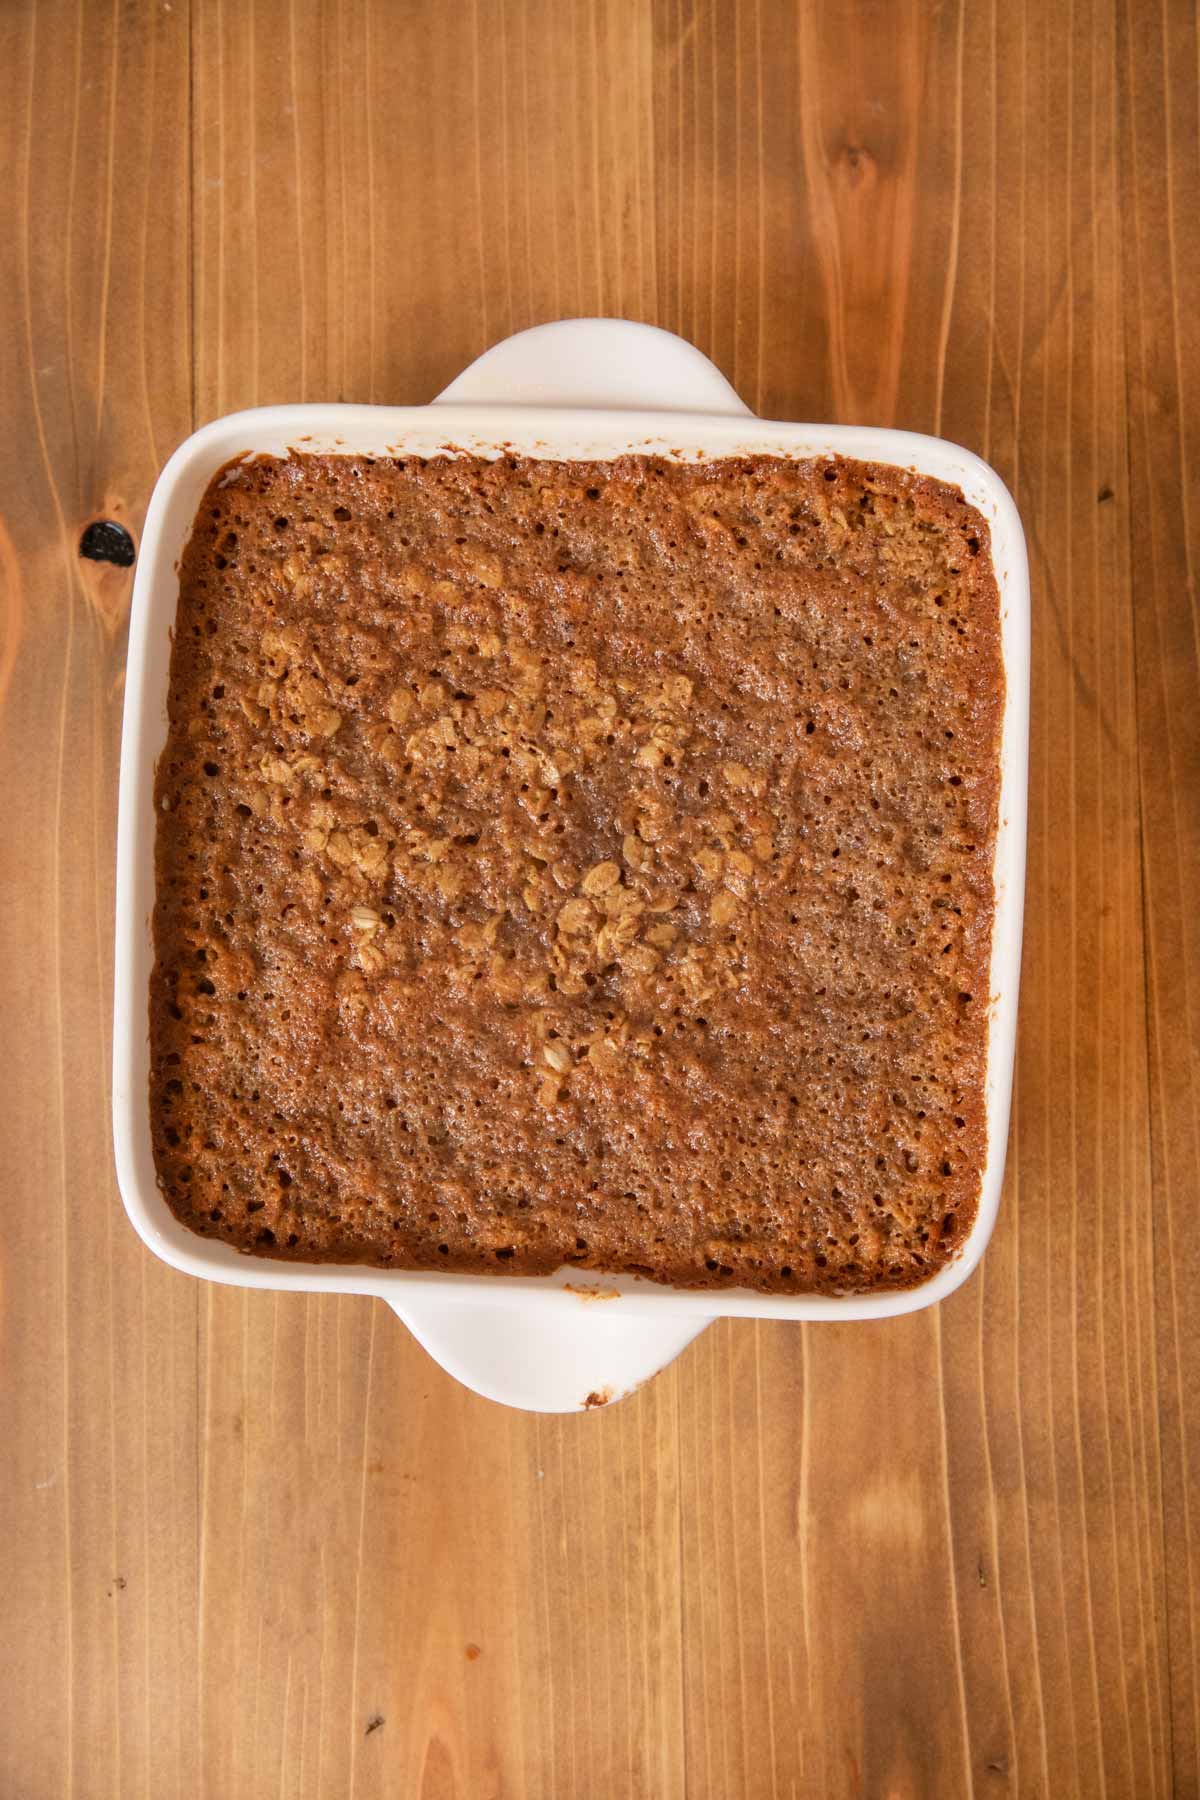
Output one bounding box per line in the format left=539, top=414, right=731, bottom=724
left=1, top=1, right=1196, bottom=1795
left=1121, top=0, right=1200, bottom=1783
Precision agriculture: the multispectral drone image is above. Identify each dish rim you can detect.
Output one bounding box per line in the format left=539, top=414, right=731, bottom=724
left=113, top=393, right=1029, bottom=1325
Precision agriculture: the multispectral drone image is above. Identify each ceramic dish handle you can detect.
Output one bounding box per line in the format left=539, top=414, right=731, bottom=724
left=386, top=1292, right=709, bottom=1413
left=433, top=317, right=753, bottom=415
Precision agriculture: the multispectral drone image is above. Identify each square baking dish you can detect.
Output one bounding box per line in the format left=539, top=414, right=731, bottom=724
left=113, top=318, right=1029, bottom=1411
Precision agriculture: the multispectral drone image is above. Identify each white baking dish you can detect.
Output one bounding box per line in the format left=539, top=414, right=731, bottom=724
left=112, top=319, right=1029, bottom=1412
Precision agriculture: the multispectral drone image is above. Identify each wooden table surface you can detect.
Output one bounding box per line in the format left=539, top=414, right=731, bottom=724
left=3, top=1, right=1198, bottom=1794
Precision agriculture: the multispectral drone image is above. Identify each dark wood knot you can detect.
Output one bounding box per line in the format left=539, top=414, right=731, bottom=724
left=79, top=520, right=136, bottom=567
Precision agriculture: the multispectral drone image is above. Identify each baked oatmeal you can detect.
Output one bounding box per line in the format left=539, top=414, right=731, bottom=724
left=150, top=451, right=1002, bottom=1292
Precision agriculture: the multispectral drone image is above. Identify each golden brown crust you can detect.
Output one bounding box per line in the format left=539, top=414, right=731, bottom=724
left=150, top=451, right=1002, bottom=1294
